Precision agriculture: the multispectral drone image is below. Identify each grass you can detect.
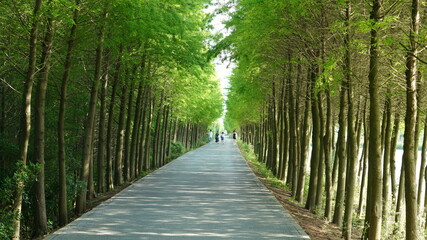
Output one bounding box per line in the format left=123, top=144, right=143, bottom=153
left=236, top=140, right=288, bottom=190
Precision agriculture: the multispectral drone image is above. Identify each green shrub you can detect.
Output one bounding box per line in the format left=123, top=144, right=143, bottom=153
left=170, top=141, right=185, bottom=160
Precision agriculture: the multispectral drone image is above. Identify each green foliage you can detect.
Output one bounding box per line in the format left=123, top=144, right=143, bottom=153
left=170, top=141, right=185, bottom=160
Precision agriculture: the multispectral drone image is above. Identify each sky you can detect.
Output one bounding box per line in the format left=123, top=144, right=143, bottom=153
left=205, top=1, right=235, bottom=127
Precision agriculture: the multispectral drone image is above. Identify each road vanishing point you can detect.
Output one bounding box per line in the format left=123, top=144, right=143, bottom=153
left=45, top=138, right=310, bottom=240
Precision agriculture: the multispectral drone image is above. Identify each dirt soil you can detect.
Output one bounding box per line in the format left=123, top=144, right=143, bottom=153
left=246, top=160, right=361, bottom=240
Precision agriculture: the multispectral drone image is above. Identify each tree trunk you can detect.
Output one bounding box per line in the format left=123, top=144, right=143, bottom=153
left=97, top=52, right=110, bottom=194
left=403, top=0, right=420, bottom=237
left=323, top=90, right=332, bottom=220
left=357, top=118, right=369, bottom=218
left=12, top=0, right=42, bottom=237
left=76, top=13, right=106, bottom=213
left=332, top=76, right=347, bottom=226
left=57, top=0, right=80, bottom=225
left=144, top=97, right=154, bottom=170
left=306, top=65, right=320, bottom=212
left=363, top=0, right=383, bottom=238
left=419, top=116, right=427, bottom=214
left=32, top=16, right=54, bottom=237
left=296, top=78, right=311, bottom=203
left=123, top=79, right=135, bottom=181
left=343, top=7, right=358, bottom=234
left=106, top=49, right=122, bottom=190
left=382, top=94, right=392, bottom=226
left=114, top=73, right=128, bottom=186
left=390, top=114, right=400, bottom=202
left=130, top=83, right=144, bottom=179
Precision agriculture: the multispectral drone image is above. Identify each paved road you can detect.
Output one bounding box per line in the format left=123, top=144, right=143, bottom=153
left=46, top=138, right=310, bottom=239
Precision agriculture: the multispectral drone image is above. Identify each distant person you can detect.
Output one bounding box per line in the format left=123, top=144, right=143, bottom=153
left=233, top=130, right=238, bottom=140
left=208, top=129, right=213, bottom=142
left=220, top=132, right=225, bottom=144
left=215, top=132, right=220, bottom=144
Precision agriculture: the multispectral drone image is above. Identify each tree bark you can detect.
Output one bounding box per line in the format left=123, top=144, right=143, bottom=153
left=57, top=0, right=79, bottom=225
left=305, top=65, right=320, bottom=212
left=114, top=73, right=128, bottom=186
left=403, top=0, right=420, bottom=237
left=363, top=0, right=383, bottom=238
left=332, top=77, right=347, bottom=226
left=296, top=77, right=311, bottom=203
left=76, top=12, right=106, bottom=213
left=32, top=16, right=54, bottom=237
left=97, top=52, right=110, bottom=194
left=13, top=0, right=43, bottom=237
left=382, top=94, right=392, bottom=225
left=106, top=49, right=122, bottom=190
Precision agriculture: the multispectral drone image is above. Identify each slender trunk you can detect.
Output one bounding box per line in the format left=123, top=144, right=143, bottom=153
left=32, top=17, right=54, bottom=237
left=364, top=0, right=383, bottom=238
left=382, top=94, right=392, bottom=226
left=97, top=52, right=109, bottom=194
left=76, top=19, right=105, bottom=213
left=106, top=50, right=122, bottom=190
left=296, top=78, right=311, bottom=203
left=357, top=118, right=369, bottom=217
left=323, top=90, right=332, bottom=220
left=315, top=93, right=325, bottom=212
left=13, top=0, right=42, bottom=237
left=306, top=66, right=320, bottom=212
left=403, top=0, right=420, bottom=238
left=144, top=97, right=154, bottom=170
left=123, top=80, right=135, bottom=181
left=390, top=114, right=400, bottom=202
left=57, top=0, right=79, bottom=225
left=419, top=116, right=427, bottom=213
left=130, top=83, right=144, bottom=179
left=138, top=87, right=149, bottom=173
left=114, top=73, right=128, bottom=186
left=332, top=79, right=347, bottom=225
left=343, top=7, right=358, bottom=234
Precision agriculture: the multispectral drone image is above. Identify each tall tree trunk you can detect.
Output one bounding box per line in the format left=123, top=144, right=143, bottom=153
left=97, top=52, right=110, bottom=194
left=403, top=0, right=420, bottom=237
left=343, top=7, right=358, bottom=235
left=123, top=80, right=135, bottom=181
left=382, top=94, right=392, bottom=227
left=57, top=0, right=79, bottom=225
left=130, top=83, right=144, bottom=179
left=332, top=77, right=347, bottom=225
left=419, top=116, right=427, bottom=214
left=357, top=117, right=369, bottom=217
left=296, top=78, right=311, bottom=203
left=323, top=90, right=332, bottom=220
left=144, top=97, right=154, bottom=170
left=106, top=49, right=122, bottom=190
left=114, top=75, right=128, bottom=186
left=32, top=16, right=54, bottom=237
left=13, top=0, right=43, bottom=237
left=76, top=12, right=106, bottom=213
left=364, top=0, right=383, bottom=238
left=390, top=113, right=400, bottom=202
left=306, top=65, right=320, bottom=212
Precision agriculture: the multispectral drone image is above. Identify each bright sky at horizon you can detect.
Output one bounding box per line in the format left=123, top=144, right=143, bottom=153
left=205, top=1, right=235, bottom=129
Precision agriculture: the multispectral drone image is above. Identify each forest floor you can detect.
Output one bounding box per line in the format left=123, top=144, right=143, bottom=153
left=245, top=159, right=362, bottom=240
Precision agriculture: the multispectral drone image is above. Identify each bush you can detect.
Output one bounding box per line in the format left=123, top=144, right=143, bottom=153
left=170, top=141, right=185, bottom=160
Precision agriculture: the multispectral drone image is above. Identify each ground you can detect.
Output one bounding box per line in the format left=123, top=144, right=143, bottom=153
left=245, top=160, right=361, bottom=240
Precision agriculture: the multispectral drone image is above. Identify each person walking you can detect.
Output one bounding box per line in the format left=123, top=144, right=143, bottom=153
left=232, top=130, right=238, bottom=140
left=208, top=129, right=213, bottom=142
left=220, top=132, right=225, bottom=144
left=215, top=132, right=220, bottom=144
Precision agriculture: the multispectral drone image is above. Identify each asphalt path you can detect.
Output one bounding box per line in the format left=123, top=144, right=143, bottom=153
left=45, top=138, right=310, bottom=239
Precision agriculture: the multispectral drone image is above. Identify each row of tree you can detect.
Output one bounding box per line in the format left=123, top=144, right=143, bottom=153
left=0, top=0, right=222, bottom=239
left=224, top=0, right=425, bottom=239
